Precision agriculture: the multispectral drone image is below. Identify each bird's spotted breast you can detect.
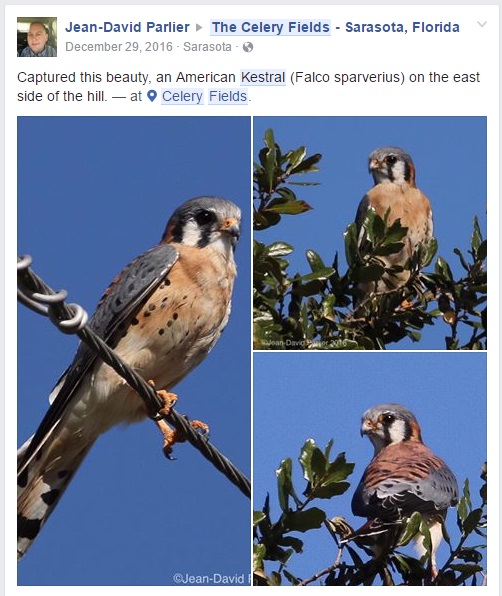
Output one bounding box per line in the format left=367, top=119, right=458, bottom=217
left=91, top=243, right=236, bottom=427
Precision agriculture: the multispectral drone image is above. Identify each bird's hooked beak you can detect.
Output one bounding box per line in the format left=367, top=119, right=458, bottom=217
left=368, top=158, right=382, bottom=174
left=220, top=217, right=240, bottom=244
left=361, top=418, right=376, bottom=437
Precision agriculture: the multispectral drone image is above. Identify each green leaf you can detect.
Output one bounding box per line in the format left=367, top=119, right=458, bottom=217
left=285, top=146, right=307, bottom=172
left=325, top=453, right=355, bottom=482
left=422, top=237, right=438, bottom=267
left=306, top=249, right=326, bottom=272
left=343, top=222, right=359, bottom=268
left=267, top=242, right=294, bottom=257
left=292, top=279, right=323, bottom=298
left=323, top=439, right=334, bottom=461
left=253, top=543, right=266, bottom=569
left=392, top=553, right=426, bottom=582
left=310, top=481, right=350, bottom=499
left=361, top=208, right=377, bottom=245
left=449, top=563, right=483, bottom=575
left=397, top=512, right=422, bottom=546
left=406, top=331, right=422, bottom=342
left=322, top=294, right=336, bottom=321
left=264, top=128, right=275, bottom=150
left=266, top=199, right=312, bottom=215
left=456, top=546, right=484, bottom=563
left=462, top=508, right=483, bottom=535
left=277, top=536, right=304, bottom=553
left=435, top=256, right=454, bottom=281
left=257, top=147, right=269, bottom=170
left=480, top=482, right=487, bottom=505
left=440, top=517, right=452, bottom=547
left=263, top=130, right=277, bottom=192
left=463, top=478, right=472, bottom=507
left=253, top=511, right=266, bottom=525
left=453, top=247, right=470, bottom=271
left=262, top=255, right=287, bottom=285
left=418, top=519, right=432, bottom=556
left=373, top=242, right=405, bottom=256
left=254, top=209, right=281, bottom=230
left=299, top=439, right=316, bottom=483
left=352, top=263, right=385, bottom=283
left=471, top=216, right=482, bottom=251
left=263, top=493, right=271, bottom=517
left=290, top=152, right=322, bottom=175
left=276, top=458, right=293, bottom=513
left=253, top=239, right=267, bottom=258
left=393, top=553, right=411, bottom=574
left=370, top=212, right=386, bottom=241
left=477, top=239, right=487, bottom=261
left=383, top=220, right=409, bottom=244
left=298, top=267, right=335, bottom=282
left=283, top=507, right=325, bottom=532
left=268, top=571, right=282, bottom=586
left=288, top=181, right=321, bottom=187
left=310, top=446, right=327, bottom=480
left=275, top=187, right=298, bottom=202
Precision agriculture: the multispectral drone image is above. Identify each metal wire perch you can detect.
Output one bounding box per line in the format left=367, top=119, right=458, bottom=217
left=17, top=255, right=251, bottom=499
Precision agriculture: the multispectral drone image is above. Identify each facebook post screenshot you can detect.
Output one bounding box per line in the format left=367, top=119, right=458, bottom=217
left=4, top=1, right=499, bottom=591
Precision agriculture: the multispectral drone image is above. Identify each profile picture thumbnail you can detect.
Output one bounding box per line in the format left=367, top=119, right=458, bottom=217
left=17, top=17, right=57, bottom=57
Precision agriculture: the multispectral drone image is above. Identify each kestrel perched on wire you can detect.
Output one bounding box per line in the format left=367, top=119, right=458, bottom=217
left=351, top=403, right=458, bottom=577
left=355, top=147, right=433, bottom=301
left=17, top=196, right=241, bottom=560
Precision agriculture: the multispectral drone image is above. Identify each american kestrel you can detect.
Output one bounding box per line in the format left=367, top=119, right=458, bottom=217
left=17, top=196, right=241, bottom=560
left=351, top=403, right=458, bottom=577
left=355, top=147, right=433, bottom=300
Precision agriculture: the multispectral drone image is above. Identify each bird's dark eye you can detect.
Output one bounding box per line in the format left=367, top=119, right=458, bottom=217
left=195, top=209, right=216, bottom=226
left=382, top=414, right=395, bottom=424
left=386, top=155, right=398, bottom=165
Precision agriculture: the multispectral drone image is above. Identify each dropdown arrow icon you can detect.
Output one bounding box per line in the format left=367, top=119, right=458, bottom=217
left=477, top=21, right=487, bottom=27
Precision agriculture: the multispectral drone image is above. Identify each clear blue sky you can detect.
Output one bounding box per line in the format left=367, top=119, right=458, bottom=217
left=254, top=116, right=487, bottom=349
left=17, top=117, right=251, bottom=585
left=253, top=351, right=487, bottom=583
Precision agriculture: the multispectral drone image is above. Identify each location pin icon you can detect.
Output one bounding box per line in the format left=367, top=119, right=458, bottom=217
left=147, top=90, right=157, bottom=102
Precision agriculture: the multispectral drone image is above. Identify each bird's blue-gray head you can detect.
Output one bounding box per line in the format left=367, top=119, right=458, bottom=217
left=361, top=403, right=423, bottom=454
left=368, top=147, right=416, bottom=186
left=162, top=196, right=241, bottom=254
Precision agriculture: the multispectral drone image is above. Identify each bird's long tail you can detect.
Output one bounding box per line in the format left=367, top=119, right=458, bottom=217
left=17, top=433, right=95, bottom=560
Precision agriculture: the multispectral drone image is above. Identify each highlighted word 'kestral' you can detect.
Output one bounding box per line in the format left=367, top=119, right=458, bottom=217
left=240, top=70, right=286, bottom=85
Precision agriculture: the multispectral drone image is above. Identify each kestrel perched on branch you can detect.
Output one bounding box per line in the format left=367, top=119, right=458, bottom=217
left=351, top=403, right=458, bottom=577
left=17, top=196, right=241, bottom=560
left=355, top=147, right=433, bottom=301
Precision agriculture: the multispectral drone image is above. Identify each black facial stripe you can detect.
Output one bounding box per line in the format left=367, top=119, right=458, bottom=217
left=170, top=220, right=183, bottom=243
left=403, top=419, right=412, bottom=441
left=197, top=226, right=213, bottom=248
left=383, top=423, right=392, bottom=444
left=386, top=162, right=394, bottom=182
left=403, top=160, right=411, bottom=182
